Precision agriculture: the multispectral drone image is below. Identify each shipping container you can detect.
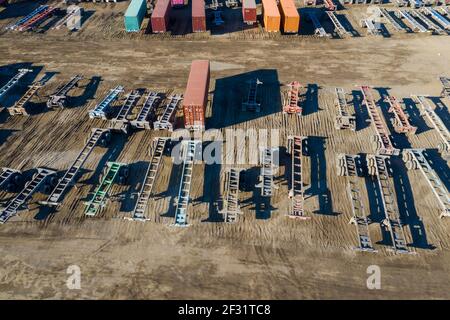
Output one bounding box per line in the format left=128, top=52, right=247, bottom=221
left=151, top=0, right=172, bottom=33
left=183, top=60, right=210, bottom=131
left=124, top=0, right=147, bottom=32
left=279, top=0, right=299, bottom=33
left=171, top=0, right=185, bottom=6
left=242, top=0, right=257, bottom=25
left=192, top=0, right=206, bottom=32
left=261, top=0, right=280, bottom=32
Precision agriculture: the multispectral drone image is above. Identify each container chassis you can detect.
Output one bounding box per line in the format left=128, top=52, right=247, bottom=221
left=366, top=155, right=411, bottom=254
left=39, top=128, right=111, bottom=209
left=334, top=87, right=356, bottom=130
left=337, top=154, right=376, bottom=252
left=403, top=149, right=450, bottom=218
left=360, top=86, right=399, bottom=156
left=127, top=137, right=168, bottom=221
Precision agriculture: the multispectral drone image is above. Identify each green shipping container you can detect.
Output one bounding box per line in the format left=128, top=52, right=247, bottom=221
left=124, top=0, right=147, bottom=32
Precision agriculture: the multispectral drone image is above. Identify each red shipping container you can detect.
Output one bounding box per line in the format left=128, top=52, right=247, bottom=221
left=192, top=0, right=206, bottom=32
left=151, top=0, right=171, bottom=33
left=242, top=0, right=257, bottom=25
left=183, top=60, right=210, bottom=131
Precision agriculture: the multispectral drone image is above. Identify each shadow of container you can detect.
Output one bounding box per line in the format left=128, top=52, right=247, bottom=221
left=208, top=68, right=281, bottom=129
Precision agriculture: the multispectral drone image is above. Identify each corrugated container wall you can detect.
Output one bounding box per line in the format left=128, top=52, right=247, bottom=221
left=261, top=0, right=280, bottom=32
left=171, top=0, right=185, bottom=6
left=183, top=60, right=210, bottom=131
left=279, top=0, right=299, bottom=33
left=124, top=0, right=147, bottom=32
left=151, top=0, right=172, bottom=33
left=242, top=0, right=257, bottom=25
left=192, top=0, right=206, bottom=32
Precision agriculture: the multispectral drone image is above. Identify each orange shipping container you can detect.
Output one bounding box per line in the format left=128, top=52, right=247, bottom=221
left=279, top=0, right=299, bottom=33
left=183, top=60, right=210, bottom=131
left=261, top=0, right=280, bottom=32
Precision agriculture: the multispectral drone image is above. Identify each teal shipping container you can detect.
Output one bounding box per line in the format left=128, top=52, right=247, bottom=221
left=124, top=0, right=147, bottom=32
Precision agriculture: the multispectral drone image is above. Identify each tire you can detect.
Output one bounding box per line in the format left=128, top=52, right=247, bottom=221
left=48, top=176, right=58, bottom=187
left=405, top=161, right=414, bottom=170
left=402, top=152, right=411, bottom=163
left=120, top=167, right=129, bottom=179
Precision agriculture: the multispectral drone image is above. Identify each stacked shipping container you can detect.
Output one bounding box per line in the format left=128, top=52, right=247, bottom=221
left=183, top=60, right=210, bottom=131
left=124, top=0, right=147, bottom=32
left=242, top=0, right=257, bottom=25
left=261, top=0, right=280, bottom=32
left=151, top=0, right=172, bottom=33
left=279, top=0, right=299, bottom=33
left=192, top=0, right=206, bottom=32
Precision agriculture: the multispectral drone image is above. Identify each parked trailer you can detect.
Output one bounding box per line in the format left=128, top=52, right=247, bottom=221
left=127, top=137, right=168, bottom=221
left=256, top=147, right=278, bottom=197
left=366, top=155, right=410, bottom=254
left=0, top=69, right=31, bottom=101
left=84, top=162, right=128, bottom=216
left=262, top=0, right=281, bottom=32
left=183, top=60, right=210, bottom=131
left=173, top=140, right=199, bottom=227
left=283, top=81, right=302, bottom=115
left=403, top=149, right=450, bottom=218
left=326, top=11, right=351, bottom=38
left=242, top=0, right=257, bottom=25
left=378, top=7, right=405, bottom=32
left=0, top=168, right=57, bottom=224
left=308, top=12, right=330, bottom=37
left=52, top=5, right=83, bottom=31
left=192, top=0, right=206, bottom=32
left=287, top=136, right=308, bottom=219
left=395, top=10, right=429, bottom=33
left=88, top=85, right=124, bottom=119
left=130, top=91, right=161, bottom=129
left=109, top=90, right=141, bottom=134
left=154, top=94, right=182, bottom=131
left=336, top=154, right=376, bottom=252
left=360, top=86, right=399, bottom=156
left=8, top=81, right=44, bottom=116
left=278, top=0, right=299, bottom=33
left=220, top=168, right=242, bottom=223
left=124, top=0, right=147, bottom=32
left=152, top=0, right=171, bottom=33
left=334, top=88, right=356, bottom=130
left=47, top=75, right=83, bottom=109
left=421, top=7, right=450, bottom=30
left=412, top=95, right=449, bottom=155
left=410, top=9, right=445, bottom=34
left=440, top=76, right=450, bottom=99
left=39, top=128, right=111, bottom=209
left=17, top=6, right=57, bottom=31
left=385, top=95, right=417, bottom=135
left=6, top=5, right=48, bottom=30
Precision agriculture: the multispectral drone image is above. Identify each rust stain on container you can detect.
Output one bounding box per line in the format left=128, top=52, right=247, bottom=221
left=192, top=0, right=206, bottom=32
left=279, top=0, right=299, bottom=34
left=262, top=0, right=280, bottom=32
left=151, top=0, right=172, bottom=33
left=183, top=60, right=210, bottom=131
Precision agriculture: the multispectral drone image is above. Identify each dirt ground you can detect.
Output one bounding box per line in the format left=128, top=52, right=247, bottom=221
left=0, top=1, right=450, bottom=299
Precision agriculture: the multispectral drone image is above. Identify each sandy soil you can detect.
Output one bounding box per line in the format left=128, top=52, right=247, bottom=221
left=0, top=1, right=450, bottom=299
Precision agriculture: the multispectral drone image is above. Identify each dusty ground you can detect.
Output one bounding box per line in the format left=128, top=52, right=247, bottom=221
left=0, top=1, right=450, bottom=299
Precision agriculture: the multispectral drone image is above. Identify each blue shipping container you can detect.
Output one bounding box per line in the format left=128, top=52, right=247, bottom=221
left=124, top=0, right=147, bottom=32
